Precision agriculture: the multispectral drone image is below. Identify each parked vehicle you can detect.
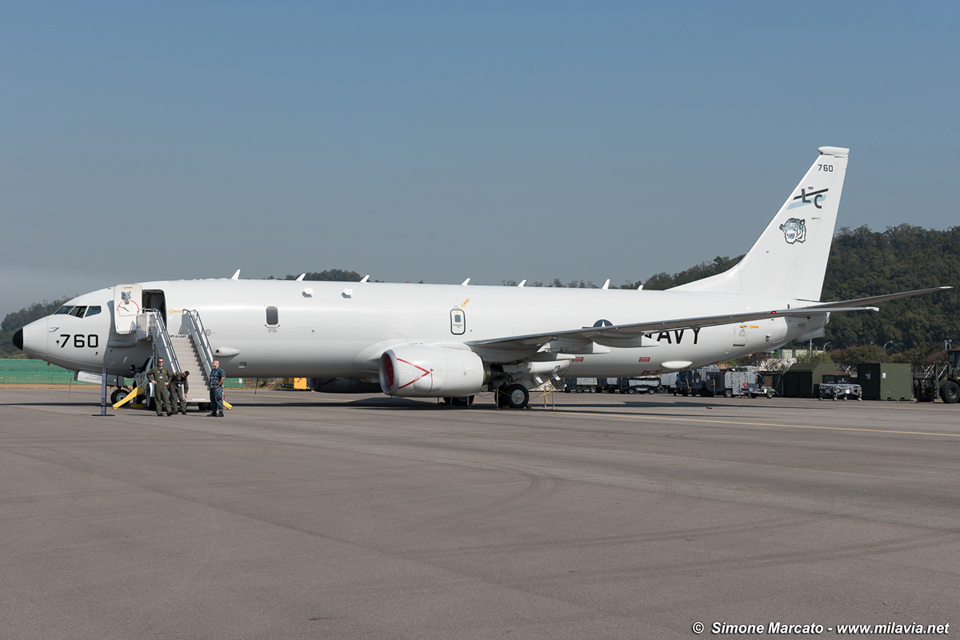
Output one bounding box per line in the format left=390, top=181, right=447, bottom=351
left=563, top=377, right=599, bottom=393
left=913, top=349, right=960, bottom=403
left=818, top=374, right=862, bottom=401
left=617, top=376, right=664, bottom=394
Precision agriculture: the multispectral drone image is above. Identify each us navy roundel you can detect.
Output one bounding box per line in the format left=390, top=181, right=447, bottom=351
left=780, top=218, right=806, bottom=244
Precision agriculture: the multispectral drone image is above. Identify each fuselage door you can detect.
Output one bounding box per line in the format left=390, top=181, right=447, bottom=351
left=733, top=324, right=748, bottom=347
left=450, top=308, right=466, bottom=335
left=113, top=284, right=143, bottom=335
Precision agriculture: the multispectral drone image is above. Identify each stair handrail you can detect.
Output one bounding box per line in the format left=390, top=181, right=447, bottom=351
left=145, top=310, right=182, bottom=374
left=181, top=309, right=215, bottom=381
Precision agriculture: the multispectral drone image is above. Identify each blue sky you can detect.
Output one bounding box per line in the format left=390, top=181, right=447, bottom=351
left=2, top=1, right=958, bottom=319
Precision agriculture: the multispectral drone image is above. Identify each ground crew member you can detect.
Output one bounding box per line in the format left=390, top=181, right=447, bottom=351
left=208, top=359, right=226, bottom=417
left=169, top=370, right=190, bottom=414
left=147, top=357, right=174, bottom=416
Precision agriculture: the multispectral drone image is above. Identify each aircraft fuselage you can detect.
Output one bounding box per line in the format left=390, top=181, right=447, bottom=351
left=18, top=279, right=806, bottom=382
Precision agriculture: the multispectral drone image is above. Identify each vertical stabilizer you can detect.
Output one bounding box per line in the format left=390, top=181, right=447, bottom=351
left=672, top=146, right=849, bottom=301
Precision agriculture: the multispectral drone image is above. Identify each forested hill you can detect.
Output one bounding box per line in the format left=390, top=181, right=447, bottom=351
left=2, top=226, right=958, bottom=357
left=642, top=225, right=960, bottom=350
left=817, top=225, right=960, bottom=351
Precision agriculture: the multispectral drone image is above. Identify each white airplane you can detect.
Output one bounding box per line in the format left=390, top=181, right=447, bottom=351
left=12, top=146, right=948, bottom=409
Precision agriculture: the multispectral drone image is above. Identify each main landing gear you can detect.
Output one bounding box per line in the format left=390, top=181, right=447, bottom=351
left=497, top=383, right=529, bottom=410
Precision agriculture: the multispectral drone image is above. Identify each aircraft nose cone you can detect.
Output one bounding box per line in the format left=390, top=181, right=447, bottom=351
left=12, top=328, right=23, bottom=351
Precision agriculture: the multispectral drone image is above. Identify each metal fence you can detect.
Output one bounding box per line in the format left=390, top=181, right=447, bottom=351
left=0, top=359, right=243, bottom=387
left=0, top=359, right=92, bottom=384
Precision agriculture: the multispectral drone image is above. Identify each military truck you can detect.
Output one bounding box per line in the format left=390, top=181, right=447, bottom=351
left=817, top=374, right=862, bottom=401
left=914, top=349, right=960, bottom=403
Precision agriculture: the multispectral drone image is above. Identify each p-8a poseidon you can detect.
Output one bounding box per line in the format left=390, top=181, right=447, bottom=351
left=13, top=147, right=947, bottom=408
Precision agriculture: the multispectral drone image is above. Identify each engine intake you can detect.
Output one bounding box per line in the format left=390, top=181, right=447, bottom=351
left=379, top=346, right=486, bottom=397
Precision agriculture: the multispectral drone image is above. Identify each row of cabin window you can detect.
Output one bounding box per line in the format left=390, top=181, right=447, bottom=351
left=51, top=306, right=463, bottom=333
left=264, top=307, right=467, bottom=334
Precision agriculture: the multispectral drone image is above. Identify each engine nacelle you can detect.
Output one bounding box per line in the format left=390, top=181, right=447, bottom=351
left=379, top=346, right=486, bottom=397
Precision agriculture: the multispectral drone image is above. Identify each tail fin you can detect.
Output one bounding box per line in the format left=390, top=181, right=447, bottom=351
left=672, top=146, right=849, bottom=301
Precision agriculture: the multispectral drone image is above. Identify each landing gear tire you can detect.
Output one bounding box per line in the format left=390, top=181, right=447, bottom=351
left=940, top=380, right=960, bottom=404
left=498, top=384, right=529, bottom=410
left=110, top=388, right=128, bottom=405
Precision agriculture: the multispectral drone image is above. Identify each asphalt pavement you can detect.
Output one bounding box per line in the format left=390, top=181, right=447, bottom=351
left=1, top=388, right=958, bottom=639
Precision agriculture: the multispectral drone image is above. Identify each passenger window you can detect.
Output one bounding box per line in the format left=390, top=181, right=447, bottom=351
left=85, top=306, right=102, bottom=318
left=266, top=306, right=279, bottom=326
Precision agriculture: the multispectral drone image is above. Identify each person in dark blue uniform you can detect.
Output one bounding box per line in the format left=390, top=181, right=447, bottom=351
left=208, top=359, right=226, bottom=417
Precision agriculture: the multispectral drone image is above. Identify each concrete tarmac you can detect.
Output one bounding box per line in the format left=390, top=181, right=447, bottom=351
left=1, top=387, right=958, bottom=639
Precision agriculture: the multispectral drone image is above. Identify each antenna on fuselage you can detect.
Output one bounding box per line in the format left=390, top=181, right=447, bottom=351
left=231, top=270, right=240, bottom=280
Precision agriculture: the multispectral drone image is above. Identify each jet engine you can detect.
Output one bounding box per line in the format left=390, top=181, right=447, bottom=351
left=379, top=346, right=487, bottom=397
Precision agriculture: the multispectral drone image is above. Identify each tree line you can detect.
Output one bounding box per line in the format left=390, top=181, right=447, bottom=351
left=2, top=225, right=957, bottom=361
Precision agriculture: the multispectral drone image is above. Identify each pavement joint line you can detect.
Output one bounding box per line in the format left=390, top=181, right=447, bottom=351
left=552, top=408, right=960, bottom=438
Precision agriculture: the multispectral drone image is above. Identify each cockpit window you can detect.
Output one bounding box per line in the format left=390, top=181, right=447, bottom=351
left=85, top=306, right=101, bottom=318
left=68, top=306, right=87, bottom=318
left=55, top=306, right=72, bottom=315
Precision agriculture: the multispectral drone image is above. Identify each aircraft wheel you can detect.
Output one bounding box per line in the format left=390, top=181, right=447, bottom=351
left=940, top=381, right=960, bottom=404
left=110, top=388, right=127, bottom=405
left=498, top=384, right=529, bottom=409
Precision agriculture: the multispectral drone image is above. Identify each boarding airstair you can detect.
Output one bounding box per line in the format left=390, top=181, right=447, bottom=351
left=113, top=308, right=219, bottom=410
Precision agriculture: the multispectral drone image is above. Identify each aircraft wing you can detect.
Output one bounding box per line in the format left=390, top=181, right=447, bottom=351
left=467, top=286, right=950, bottom=352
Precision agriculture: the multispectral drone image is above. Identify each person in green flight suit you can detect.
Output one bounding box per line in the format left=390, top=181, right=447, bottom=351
left=147, top=357, right=174, bottom=416
left=169, top=370, right=190, bottom=415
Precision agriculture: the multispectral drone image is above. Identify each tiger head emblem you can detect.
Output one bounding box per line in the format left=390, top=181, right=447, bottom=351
left=780, top=218, right=806, bottom=244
